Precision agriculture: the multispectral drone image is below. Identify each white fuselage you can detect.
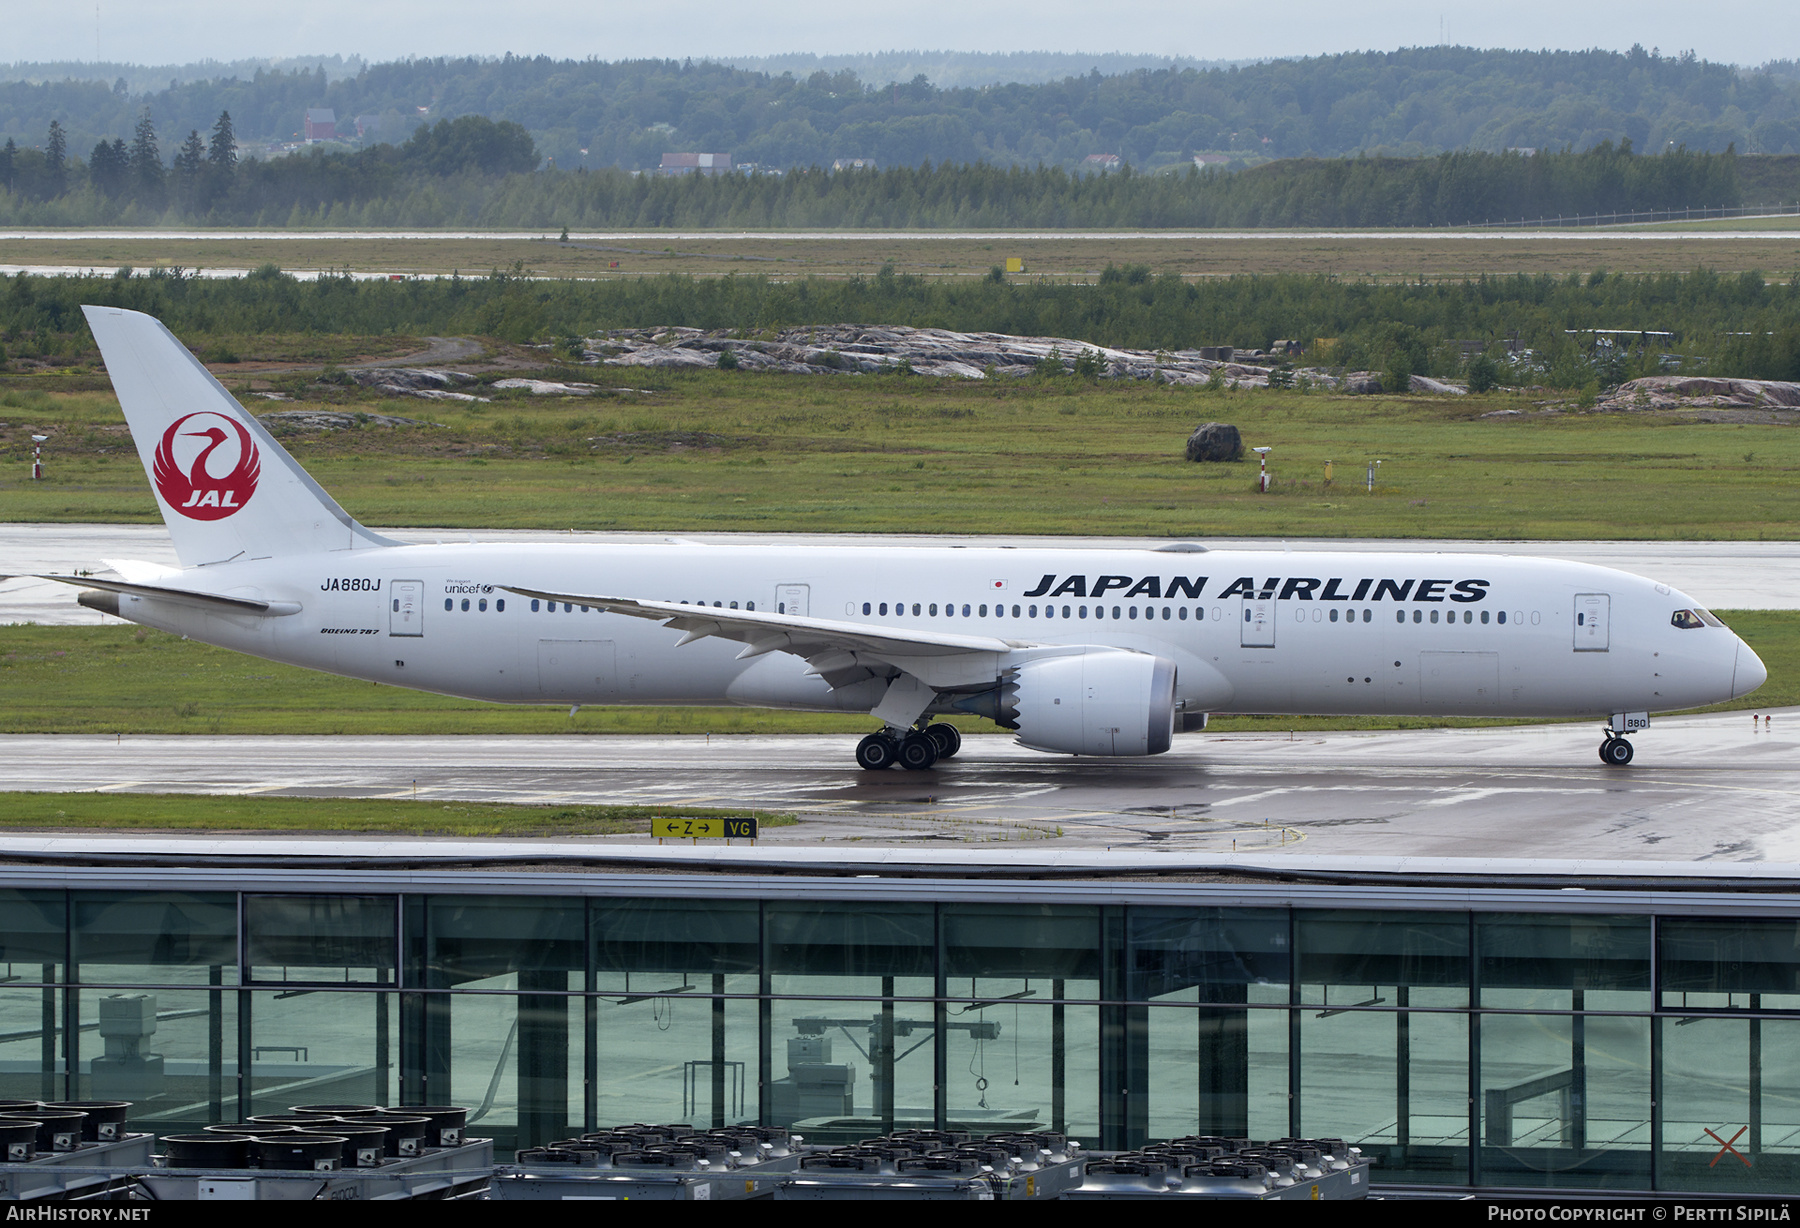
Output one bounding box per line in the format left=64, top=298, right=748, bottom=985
left=109, top=543, right=1759, bottom=721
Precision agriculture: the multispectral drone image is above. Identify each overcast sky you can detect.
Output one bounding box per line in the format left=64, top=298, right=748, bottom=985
left=9, top=0, right=1796, bottom=69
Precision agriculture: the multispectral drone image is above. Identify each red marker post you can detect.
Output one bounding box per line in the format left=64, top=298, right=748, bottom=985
left=30, top=434, right=46, bottom=480
left=1253, top=446, right=1272, bottom=493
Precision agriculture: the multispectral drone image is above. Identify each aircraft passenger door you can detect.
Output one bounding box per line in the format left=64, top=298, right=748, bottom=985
left=777, top=584, right=810, bottom=617
left=389, top=580, right=424, bottom=636
left=1241, top=597, right=1276, bottom=648
left=1573, top=593, right=1610, bottom=652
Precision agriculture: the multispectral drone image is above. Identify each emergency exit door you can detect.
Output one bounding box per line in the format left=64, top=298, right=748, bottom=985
left=777, top=584, right=810, bottom=617
left=1574, top=593, right=1610, bottom=651
left=389, top=580, right=424, bottom=636
left=1241, top=597, right=1276, bottom=647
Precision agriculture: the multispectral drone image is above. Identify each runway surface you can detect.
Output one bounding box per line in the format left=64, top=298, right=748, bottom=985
left=6, top=228, right=1798, bottom=242
left=6, top=524, right=1796, bottom=625
left=6, top=706, right=1797, bottom=861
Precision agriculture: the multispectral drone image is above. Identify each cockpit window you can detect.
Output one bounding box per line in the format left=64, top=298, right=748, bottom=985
left=1671, top=610, right=1706, bottom=630
left=1696, top=608, right=1724, bottom=627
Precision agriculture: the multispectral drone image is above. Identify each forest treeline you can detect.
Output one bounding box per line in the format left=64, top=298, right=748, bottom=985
left=4, top=45, right=1800, bottom=176
left=5, top=264, right=1800, bottom=387
left=0, top=131, right=1758, bottom=229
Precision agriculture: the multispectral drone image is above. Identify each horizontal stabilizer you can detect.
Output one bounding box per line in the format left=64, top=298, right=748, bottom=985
left=35, top=574, right=301, bottom=617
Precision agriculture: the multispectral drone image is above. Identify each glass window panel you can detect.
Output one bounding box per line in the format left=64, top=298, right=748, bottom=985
left=942, top=904, right=1099, bottom=997
left=247, top=990, right=396, bottom=1119
left=1480, top=914, right=1651, bottom=1011
left=76, top=987, right=237, bottom=1134
left=424, top=975, right=581, bottom=1152
left=1137, top=1004, right=1288, bottom=1144
left=1661, top=918, right=1800, bottom=1010
left=74, top=892, right=235, bottom=986
left=426, top=896, right=583, bottom=988
left=766, top=903, right=933, bottom=998
left=1478, top=1012, right=1650, bottom=1189
left=246, top=895, right=395, bottom=985
left=943, top=999, right=1098, bottom=1144
left=1660, top=1016, right=1800, bottom=1194
left=767, top=997, right=934, bottom=1143
left=593, top=898, right=758, bottom=982
left=0, top=986, right=64, bottom=1104
left=1127, top=908, right=1289, bottom=1003
left=1301, top=998, right=1468, bottom=1184
left=1299, top=910, right=1469, bottom=1007
left=0, top=890, right=65, bottom=983
left=594, top=990, right=757, bottom=1132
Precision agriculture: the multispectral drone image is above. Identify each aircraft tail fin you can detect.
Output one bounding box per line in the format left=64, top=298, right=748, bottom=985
left=83, top=305, right=397, bottom=567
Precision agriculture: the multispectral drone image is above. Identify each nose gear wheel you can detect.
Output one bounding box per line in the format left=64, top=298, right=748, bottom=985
left=1600, top=736, right=1635, bottom=766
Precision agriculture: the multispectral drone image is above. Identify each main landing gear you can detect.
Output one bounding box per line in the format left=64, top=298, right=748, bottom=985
left=1599, top=734, right=1635, bottom=766
left=856, top=722, right=962, bottom=771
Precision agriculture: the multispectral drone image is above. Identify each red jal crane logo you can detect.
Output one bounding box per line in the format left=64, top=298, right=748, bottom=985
left=152, top=413, right=261, bottom=520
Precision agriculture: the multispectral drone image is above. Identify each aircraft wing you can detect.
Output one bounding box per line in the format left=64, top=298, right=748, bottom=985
left=503, top=587, right=1032, bottom=663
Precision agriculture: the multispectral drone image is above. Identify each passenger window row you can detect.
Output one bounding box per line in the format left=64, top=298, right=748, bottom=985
left=858, top=601, right=1210, bottom=622
left=1387, top=608, right=1527, bottom=625
left=441, top=595, right=1538, bottom=628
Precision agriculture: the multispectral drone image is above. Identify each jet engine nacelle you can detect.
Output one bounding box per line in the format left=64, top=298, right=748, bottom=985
left=1010, top=650, right=1177, bottom=757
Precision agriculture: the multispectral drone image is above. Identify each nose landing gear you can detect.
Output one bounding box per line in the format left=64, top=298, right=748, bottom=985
left=1599, top=735, right=1635, bottom=766
left=1599, top=712, right=1648, bottom=766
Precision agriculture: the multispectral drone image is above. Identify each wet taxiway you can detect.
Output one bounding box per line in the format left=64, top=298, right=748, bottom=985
left=5, top=706, right=1796, bottom=861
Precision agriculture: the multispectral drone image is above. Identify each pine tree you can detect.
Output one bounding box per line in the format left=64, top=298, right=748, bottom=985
left=208, top=111, right=237, bottom=171
left=200, top=111, right=238, bottom=212
left=90, top=139, right=129, bottom=198
left=174, top=129, right=205, bottom=212
left=44, top=121, right=66, bottom=196
left=131, top=107, right=163, bottom=201
left=0, top=139, right=14, bottom=194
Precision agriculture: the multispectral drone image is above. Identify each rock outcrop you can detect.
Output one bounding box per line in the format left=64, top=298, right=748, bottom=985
left=346, top=368, right=488, bottom=402
left=490, top=378, right=601, bottom=396
left=1600, top=376, right=1800, bottom=411
left=258, top=410, right=437, bottom=430
left=588, top=325, right=1352, bottom=388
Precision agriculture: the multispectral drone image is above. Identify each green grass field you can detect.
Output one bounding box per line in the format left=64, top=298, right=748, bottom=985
left=1, top=611, right=1791, bottom=738
left=4, top=370, right=1800, bottom=539
left=5, top=229, right=1799, bottom=281
left=0, top=792, right=790, bottom=835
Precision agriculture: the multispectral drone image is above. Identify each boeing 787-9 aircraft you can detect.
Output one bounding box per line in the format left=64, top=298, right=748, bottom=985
left=20, top=306, right=1766, bottom=770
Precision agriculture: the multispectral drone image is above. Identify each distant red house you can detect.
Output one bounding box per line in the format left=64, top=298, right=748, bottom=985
left=658, top=152, right=733, bottom=176
left=304, top=109, right=336, bottom=142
